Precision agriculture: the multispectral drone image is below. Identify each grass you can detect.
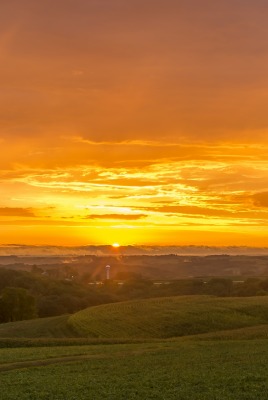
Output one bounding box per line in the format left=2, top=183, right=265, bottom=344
left=0, top=342, right=165, bottom=364
left=1, top=340, right=268, bottom=399
left=68, top=295, right=268, bottom=338
left=1, top=296, right=268, bottom=398
left=189, top=324, right=268, bottom=340
left=0, top=315, right=76, bottom=338
left=1, top=295, right=268, bottom=340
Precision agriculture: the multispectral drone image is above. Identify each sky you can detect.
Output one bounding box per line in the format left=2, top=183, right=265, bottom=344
left=1, top=0, right=268, bottom=246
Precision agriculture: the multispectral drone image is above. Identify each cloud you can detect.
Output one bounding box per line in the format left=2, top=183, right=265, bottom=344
left=146, top=205, right=235, bottom=218
left=1, top=1, right=268, bottom=142
left=86, top=214, right=147, bottom=220
left=0, top=207, right=36, bottom=217
left=252, top=192, right=268, bottom=208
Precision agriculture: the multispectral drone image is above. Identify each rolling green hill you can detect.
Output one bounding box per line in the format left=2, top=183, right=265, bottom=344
left=0, top=315, right=76, bottom=339
left=1, top=295, right=268, bottom=340
left=68, top=295, right=268, bottom=339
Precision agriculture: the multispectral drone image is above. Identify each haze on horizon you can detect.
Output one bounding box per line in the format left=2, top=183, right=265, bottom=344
left=1, top=0, right=268, bottom=246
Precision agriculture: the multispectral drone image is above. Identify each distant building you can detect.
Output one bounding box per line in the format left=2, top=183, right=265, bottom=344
left=106, top=265, right=111, bottom=280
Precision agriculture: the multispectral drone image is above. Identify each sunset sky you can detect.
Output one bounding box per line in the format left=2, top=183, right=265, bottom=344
left=1, top=0, right=268, bottom=246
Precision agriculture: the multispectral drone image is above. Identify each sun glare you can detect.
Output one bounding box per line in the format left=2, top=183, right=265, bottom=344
left=112, top=243, right=120, bottom=248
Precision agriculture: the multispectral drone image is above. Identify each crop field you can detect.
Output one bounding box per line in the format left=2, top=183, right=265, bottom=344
left=0, top=343, right=150, bottom=364
left=1, top=295, right=268, bottom=340
left=68, top=295, right=268, bottom=338
left=1, top=296, right=268, bottom=399
left=1, top=339, right=268, bottom=399
left=0, top=315, right=77, bottom=338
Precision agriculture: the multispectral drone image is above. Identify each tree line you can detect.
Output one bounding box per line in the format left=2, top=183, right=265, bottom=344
left=1, top=268, right=268, bottom=323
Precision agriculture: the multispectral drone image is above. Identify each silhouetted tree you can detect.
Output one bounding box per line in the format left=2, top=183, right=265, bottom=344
left=205, top=278, right=233, bottom=297
left=0, top=287, right=37, bottom=322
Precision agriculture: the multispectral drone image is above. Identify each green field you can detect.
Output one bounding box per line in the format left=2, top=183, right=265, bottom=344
left=69, top=296, right=268, bottom=338
left=0, top=315, right=76, bottom=339
left=1, top=340, right=268, bottom=399
left=1, top=295, right=268, bottom=340
left=1, top=295, right=268, bottom=399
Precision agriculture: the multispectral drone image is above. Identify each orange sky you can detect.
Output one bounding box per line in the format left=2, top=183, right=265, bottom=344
left=1, top=0, right=268, bottom=246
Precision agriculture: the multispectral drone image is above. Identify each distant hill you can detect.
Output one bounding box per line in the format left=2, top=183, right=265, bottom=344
left=2, top=253, right=268, bottom=280
left=1, top=244, right=268, bottom=257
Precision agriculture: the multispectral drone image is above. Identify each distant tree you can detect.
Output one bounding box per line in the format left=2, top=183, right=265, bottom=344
left=37, top=295, right=68, bottom=317
left=31, top=265, right=44, bottom=275
left=258, top=279, right=268, bottom=294
left=167, top=279, right=204, bottom=296
left=118, top=278, right=153, bottom=299
left=114, top=271, right=143, bottom=281
left=0, top=268, right=19, bottom=291
left=234, top=278, right=262, bottom=297
left=0, top=287, right=37, bottom=323
left=63, top=265, right=79, bottom=280
left=205, top=278, right=233, bottom=297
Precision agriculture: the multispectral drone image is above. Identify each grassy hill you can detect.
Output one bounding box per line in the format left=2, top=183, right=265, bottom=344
left=2, top=296, right=268, bottom=399
left=68, top=295, right=268, bottom=339
left=0, top=315, right=76, bottom=339
left=1, top=295, right=268, bottom=340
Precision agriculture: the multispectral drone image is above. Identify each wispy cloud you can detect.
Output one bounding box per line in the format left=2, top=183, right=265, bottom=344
left=1, top=0, right=268, bottom=245
left=85, top=214, right=147, bottom=220
left=0, top=207, right=36, bottom=217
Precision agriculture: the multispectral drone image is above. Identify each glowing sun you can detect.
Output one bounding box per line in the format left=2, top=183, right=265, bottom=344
left=112, top=243, right=120, bottom=248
